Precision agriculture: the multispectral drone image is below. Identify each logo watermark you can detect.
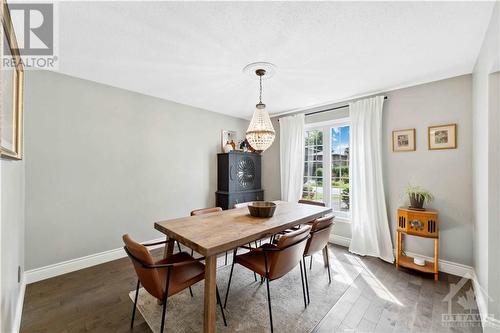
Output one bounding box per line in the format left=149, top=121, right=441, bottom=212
left=2, top=2, right=58, bottom=69
left=442, top=272, right=494, bottom=328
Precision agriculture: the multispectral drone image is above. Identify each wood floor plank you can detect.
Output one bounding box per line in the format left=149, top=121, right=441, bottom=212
left=21, top=245, right=482, bottom=333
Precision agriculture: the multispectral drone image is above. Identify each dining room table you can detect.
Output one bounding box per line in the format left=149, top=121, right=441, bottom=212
left=154, top=200, right=331, bottom=333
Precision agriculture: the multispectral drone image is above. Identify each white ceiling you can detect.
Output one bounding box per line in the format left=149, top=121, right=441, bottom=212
left=56, top=1, right=495, bottom=119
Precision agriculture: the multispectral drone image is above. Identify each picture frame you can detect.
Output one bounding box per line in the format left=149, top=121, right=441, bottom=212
left=221, top=130, right=237, bottom=151
left=1, top=0, right=24, bottom=160
left=428, top=124, right=457, bottom=150
left=392, top=128, right=415, bottom=152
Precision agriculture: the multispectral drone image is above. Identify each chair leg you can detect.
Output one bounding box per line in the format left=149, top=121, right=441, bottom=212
left=225, top=251, right=228, bottom=266
left=188, top=286, right=193, bottom=297
left=216, top=285, right=227, bottom=327
left=131, top=279, right=140, bottom=328
left=299, top=261, right=307, bottom=308
left=160, top=267, right=171, bottom=332
left=325, top=246, right=332, bottom=283
left=176, top=241, right=182, bottom=253
left=224, top=249, right=237, bottom=308
left=160, top=297, right=168, bottom=332
left=310, top=255, right=313, bottom=270
left=265, top=277, right=274, bottom=333
left=303, top=257, right=310, bottom=304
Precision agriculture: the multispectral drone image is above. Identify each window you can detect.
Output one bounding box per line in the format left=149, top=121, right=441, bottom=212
left=301, top=120, right=351, bottom=218
left=303, top=130, right=323, bottom=201
left=331, top=126, right=350, bottom=213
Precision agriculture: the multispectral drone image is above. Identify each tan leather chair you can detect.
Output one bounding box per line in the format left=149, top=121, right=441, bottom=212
left=123, top=234, right=226, bottom=332
left=224, top=225, right=312, bottom=333
left=190, top=207, right=223, bottom=216
left=302, top=215, right=334, bottom=304
left=298, top=199, right=326, bottom=207
left=190, top=207, right=230, bottom=266
left=233, top=202, right=251, bottom=208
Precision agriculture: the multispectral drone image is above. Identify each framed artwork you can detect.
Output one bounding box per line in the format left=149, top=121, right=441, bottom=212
left=392, top=128, right=415, bottom=152
left=221, top=130, right=237, bottom=151
left=1, top=0, right=24, bottom=160
left=428, top=124, right=457, bottom=150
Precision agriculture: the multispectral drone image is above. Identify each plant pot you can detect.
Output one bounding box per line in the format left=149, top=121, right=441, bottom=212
left=409, top=194, right=425, bottom=210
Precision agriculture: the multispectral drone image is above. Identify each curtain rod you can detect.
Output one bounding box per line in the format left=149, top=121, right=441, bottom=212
left=277, top=96, right=388, bottom=121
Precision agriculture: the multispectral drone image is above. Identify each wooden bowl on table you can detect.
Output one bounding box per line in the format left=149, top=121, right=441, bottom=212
left=247, top=201, right=277, bottom=218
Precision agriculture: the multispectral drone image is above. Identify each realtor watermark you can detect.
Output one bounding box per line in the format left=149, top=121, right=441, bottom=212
left=2, top=2, right=58, bottom=69
left=442, top=272, right=495, bottom=328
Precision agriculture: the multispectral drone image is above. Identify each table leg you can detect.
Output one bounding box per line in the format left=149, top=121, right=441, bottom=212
left=163, top=236, right=174, bottom=258
left=434, top=238, right=439, bottom=281
left=204, top=255, right=217, bottom=333
left=322, top=246, right=328, bottom=267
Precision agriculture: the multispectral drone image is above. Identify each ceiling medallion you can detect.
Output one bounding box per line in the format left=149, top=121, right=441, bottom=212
left=245, top=64, right=276, bottom=152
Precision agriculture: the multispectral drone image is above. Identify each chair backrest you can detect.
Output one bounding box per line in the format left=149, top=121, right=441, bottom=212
left=305, top=215, right=334, bottom=256
left=190, top=207, right=223, bottom=216
left=123, top=234, right=164, bottom=300
left=233, top=202, right=252, bottom=209
left=298, top=199, right=326, bottom=207
left=267, top=225, right=311, bottom=280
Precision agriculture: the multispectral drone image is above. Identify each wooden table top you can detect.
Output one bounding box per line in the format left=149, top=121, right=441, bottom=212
left=155, top=201, right=331, bottom=256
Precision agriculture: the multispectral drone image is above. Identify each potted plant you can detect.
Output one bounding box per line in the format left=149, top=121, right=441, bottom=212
left=404, top=185, right=434, bottom=210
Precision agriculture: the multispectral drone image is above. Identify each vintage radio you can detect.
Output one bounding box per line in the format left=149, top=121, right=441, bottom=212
left=397, top=208, right=438, bottom=238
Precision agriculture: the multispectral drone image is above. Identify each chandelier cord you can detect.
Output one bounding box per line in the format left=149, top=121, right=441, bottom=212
left=259, top=75, right=263, bottom=104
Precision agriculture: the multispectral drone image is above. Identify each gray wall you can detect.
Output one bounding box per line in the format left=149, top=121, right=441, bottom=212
left=266, top=74, right=474, bottom=266
left=0, top=159, right=25, bottom=333
left=472, top=1, right=499, bottom=323
left=24, top=70, right=248, bottom=270
left=384, top=75, right=472, bottom=265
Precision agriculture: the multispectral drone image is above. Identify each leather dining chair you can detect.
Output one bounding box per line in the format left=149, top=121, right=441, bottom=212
left=123, top=234, right=226, bottom=332
left=190, top=207, right=230, bottom=265
left=298, top=200, right=327, bottom=270
left=298, top=199, right=327, bottom=207
left=302, top=214, right=334, bottom=304
left=233, top=202, right=251, bottom=208
left=224, top=225, right=312, bottom=333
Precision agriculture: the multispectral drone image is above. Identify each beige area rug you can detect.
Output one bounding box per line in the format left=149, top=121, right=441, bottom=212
left=129, top=249, right=361, bottom=332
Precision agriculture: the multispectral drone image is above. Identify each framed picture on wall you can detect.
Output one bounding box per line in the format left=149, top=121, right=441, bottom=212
left=1, top=0, right=24, bottom=160
left=392, top=128, right=415, bottom=152
left=428, top=124, right=457, bottom=150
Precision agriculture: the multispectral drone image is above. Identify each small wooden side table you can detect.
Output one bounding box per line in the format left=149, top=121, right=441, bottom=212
left=395, top=207, right=439, bottom=281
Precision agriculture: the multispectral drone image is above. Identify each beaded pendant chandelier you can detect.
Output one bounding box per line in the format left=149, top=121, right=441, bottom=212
left=246, top=69, right=275, bottom=152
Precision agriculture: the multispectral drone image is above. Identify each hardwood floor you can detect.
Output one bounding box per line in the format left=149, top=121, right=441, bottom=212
left=21, top=245, right=480, bottom=333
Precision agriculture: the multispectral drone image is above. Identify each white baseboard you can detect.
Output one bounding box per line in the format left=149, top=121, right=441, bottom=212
left=330, top=234, right=351, bottom=248
left=470, top=269, right=500, bottom=331
left=25, top=237, right=165, bottom=284
left=13, top=278, right=26, bottom=333
left=329, top=234, right=473, bottom=277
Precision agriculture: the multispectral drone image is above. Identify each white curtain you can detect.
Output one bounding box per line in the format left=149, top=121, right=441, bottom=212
left=348, top=96, right=394, bottom=263
left=280, top=114, right=305, bottom=202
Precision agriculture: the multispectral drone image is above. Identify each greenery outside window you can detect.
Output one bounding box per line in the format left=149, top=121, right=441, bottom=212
left=301, top=118, right=351, bottom=219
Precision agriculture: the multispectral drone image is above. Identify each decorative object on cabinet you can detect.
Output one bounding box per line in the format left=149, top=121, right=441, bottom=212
left=404, top=184, right=434, bottom=210
left=1, top=0, right=24, bottom=160
left=216, top=151, right=264, bottom=210
left=221, top=130, right=237, bottom=152
left=428, top=124, right=457, bottom=150
left=244, top=63, right=276, bottom=152
left=392, top=128, right=415, bottom=152
left=223, top=141, right=233, bottom=153
left=239, top=138, right=256, bottom=153
left=396, top=207, right=439, bottom=280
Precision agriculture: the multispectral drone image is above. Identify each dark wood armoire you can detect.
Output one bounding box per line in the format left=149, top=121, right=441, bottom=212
left=215, top=151, right=264, bottom=210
